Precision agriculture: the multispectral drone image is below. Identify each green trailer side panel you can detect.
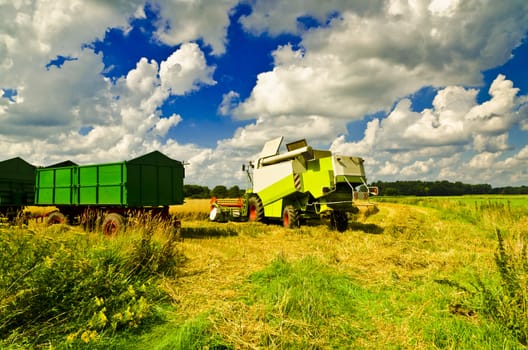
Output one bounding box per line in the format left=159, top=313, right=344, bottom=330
left=35, top=168, right=54, bottom=204
left=36, top=188, right=54, bottom=204
left=172, top=164, right=185, bottom=204
left=96, top=163, right=125, bottom=205
left=78, top=166, right=97, bottom=205
left=79, top=166, right=97, bottom=185
left=157, top=166, right=173, bottom=203
left=78, top=187, right=96, bottom=205
left=78, top=163, right=126, bottom=205
left=0, top=157, right=36, bottom=206
left=126, top=151, right=185, bottom=206
left=55, top=168, right=76, bottom=204
left=139, top=165, right=158, bottom=204
left=0, top=157, right=35, bottom=181
left=35, top=167, right=76, bottom=205
left=36, top=162, right=126, bottom=206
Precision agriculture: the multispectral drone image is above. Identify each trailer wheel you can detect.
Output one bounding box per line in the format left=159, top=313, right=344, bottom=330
left=248, top=195, right=264, bottom=222
left=282, top=205, right=300, bottom=229
left=333, top=210, right=348, bottom=232
left=46, top=211, right=67, bottom=225
left=102, top=213, right=125, bottom=236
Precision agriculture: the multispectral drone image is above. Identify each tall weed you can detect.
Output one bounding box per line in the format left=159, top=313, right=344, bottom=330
left=125, top=213, right=183, bottom=278
left=475, top=230, right=528, bottom=345
left=440, top=229, right=528, bottom=346
left=0, top=221, right=183, bottom=348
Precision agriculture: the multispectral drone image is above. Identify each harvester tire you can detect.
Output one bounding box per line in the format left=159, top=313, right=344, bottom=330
left=248, top=195, right=264, bottom=222
left=282, top=205, right=300, bottom=229
left=333, top=210, right=348, bottom=232
left=102, top=213, right=125, bottom=236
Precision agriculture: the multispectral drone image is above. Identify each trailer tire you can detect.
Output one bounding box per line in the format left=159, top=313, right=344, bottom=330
left=102, top=213, right=125, bottom=236
left=282, top=205, right=300, bottom=229
left=46, top=211, right=67, bottom=226
left=248, top=195, right=264, bottom=222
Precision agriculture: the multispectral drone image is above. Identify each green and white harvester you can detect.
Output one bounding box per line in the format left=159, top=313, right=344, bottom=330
left=210, top=137, right=377, bottom=231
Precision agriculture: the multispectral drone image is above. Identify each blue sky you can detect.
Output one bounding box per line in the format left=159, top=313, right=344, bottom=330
left=1, top=0, right=527, bottom=188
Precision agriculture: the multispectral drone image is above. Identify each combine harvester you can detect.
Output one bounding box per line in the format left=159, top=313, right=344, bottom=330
left=210, top=137, right=377, bottom=231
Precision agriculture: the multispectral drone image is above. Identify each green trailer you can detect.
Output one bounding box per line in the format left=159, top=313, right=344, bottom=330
left=210, top=137, right=377, bottom=231
left=35, top=151, right=185, bottom=234
left=0, top=157, right=36, bottom=220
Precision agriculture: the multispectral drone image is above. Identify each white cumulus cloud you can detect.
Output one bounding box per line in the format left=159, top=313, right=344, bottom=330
left=1, top=0, right=527, bottom=188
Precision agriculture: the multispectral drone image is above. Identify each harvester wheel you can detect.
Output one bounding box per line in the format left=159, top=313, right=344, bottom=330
left=333, top=210, right=348, bottom=232
left=46, top=211, right=67, bottom=226
left=282, top=205, right=300, bottom=229
left=248, top=195, right=264, bottom=222
left=102, top=213, right=125, bottom=236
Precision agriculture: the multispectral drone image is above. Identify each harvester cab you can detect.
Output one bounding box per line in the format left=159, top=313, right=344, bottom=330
left=210, top=137, right=377, bottom=231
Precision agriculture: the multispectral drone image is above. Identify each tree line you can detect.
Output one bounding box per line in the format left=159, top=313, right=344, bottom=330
left=184, top=184, right=245, bottom=199
left=185, top=181, right=528, bottom=199
left=370, top=180, right=528, bottom=196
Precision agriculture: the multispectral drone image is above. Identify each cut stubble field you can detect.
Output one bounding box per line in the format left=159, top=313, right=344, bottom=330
left=163, top=197, right=528, bottom=348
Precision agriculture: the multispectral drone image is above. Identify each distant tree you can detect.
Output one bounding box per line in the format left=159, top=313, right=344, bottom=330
left=184, top=184, right=210, bottom=198
left=472, top=184, right=493, bottom=194
left=371, top=180, right=499, bottom=196
left=189, top=180, right=526, bottom=198
left=383, top=187, right=400, bottom=196
left=493, top=186, right=528, bottom=195
left=227, top=185, right=243, bottom=198
left=211, top=185, right=228, bottom=198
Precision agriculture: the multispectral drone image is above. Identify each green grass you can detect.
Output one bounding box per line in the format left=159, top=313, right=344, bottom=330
left=373, top=194, right=528, bottom=230
left=246, top=255, right=366, bottom=348
left=241, top=254, right=523, bottom=349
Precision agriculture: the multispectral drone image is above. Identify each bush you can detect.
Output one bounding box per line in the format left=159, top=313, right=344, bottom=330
left=0, top=222, right=183, bottom=348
